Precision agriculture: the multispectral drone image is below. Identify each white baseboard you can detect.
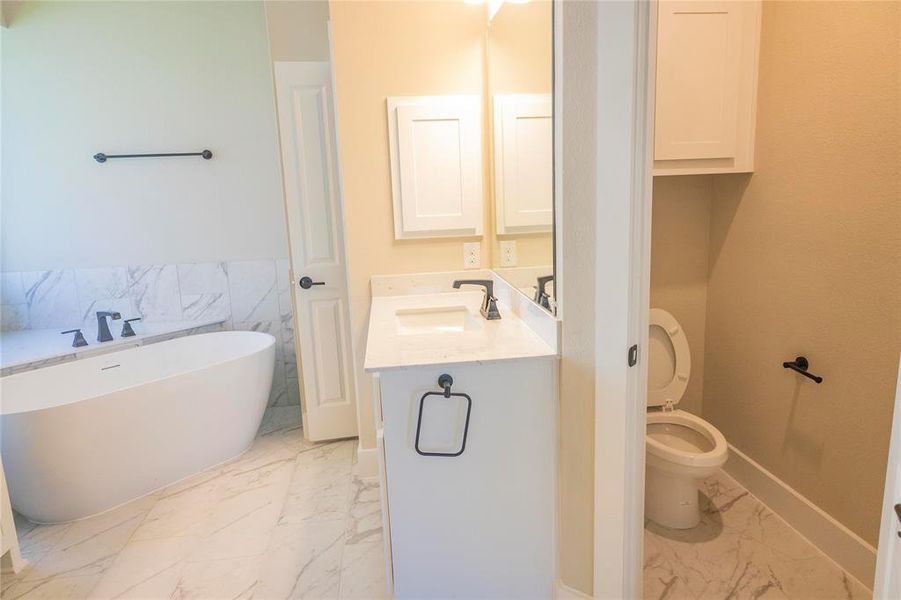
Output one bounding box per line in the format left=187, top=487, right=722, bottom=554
left=356, top=444, right=378, bottom=479
left=723, top=443, right=876, bottom=589
left=555, top=579, right=592, bottom=599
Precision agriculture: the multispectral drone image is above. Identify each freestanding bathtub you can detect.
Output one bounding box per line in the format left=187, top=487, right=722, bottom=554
left=0, top=331, right=275, bottom=523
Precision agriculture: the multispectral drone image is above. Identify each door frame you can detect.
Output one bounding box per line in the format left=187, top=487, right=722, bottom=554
left=874, top=358, right=901, bottom=598
left=591, top=0, right=656, bottom=597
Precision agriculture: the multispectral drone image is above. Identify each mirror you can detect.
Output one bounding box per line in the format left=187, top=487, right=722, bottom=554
left=486, top=1, right=555, bottom=313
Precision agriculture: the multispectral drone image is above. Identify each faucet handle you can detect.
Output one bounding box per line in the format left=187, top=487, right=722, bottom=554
left=121, top=317, right=141, bottom=338
left=61, top=328, right=89, bottom=348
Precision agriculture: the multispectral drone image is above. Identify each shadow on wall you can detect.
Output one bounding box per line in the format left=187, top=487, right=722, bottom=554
left=707, top=174, right=751, bottom=272
left=780, top=379, right=825, bottom=474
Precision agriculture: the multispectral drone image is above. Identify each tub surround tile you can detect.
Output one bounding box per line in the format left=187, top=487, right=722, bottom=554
left=1, top=304, right=29, bottom=332
left=227, top=260, right=279, bottom=323
left=126, top=265, right=182, bottom=322
left=176, top=262, right=229, bottom=296
left=0, top=272, right=26, bottom=305
left=2, top=257, right=301, bottom=414
left=22, top=270, right=79, bottom=330
left=73, top=267, right=129, bottom=302
left=181, top=292, right=231, bottom=322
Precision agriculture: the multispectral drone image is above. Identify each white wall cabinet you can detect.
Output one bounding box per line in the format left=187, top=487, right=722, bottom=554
left=493, top=94, right=553, bottom=234
left=387, top=96, right=483, bottom=239
left=653, top=0, right=761, bottom=176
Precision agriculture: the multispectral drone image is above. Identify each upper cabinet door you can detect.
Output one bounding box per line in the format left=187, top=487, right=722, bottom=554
left=387, top=96, right=483, bottom=239
left=654, top=0, right=761, bottom=175
left=493, top=94, right=553, bottom=234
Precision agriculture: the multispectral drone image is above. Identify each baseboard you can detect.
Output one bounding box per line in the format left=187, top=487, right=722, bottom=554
left=355, top=444, right=378, bottom=479
left=555, top=579, right=593, bottom=599
left=723, top=443, right=876, bottom=589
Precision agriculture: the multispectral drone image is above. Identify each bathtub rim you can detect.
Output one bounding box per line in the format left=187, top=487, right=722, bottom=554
left=0, top=331, right=277, bottom=416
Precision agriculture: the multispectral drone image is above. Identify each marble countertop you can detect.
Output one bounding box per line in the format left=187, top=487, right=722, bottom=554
left=0, top=319, right=225, bottom=371
left=364, top=291, right=556, bottom=372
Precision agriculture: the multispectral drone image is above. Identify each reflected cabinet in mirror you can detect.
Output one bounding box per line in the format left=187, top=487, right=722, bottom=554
left=488, top=0, right=555, bottom=313
left=381, top=0, right=555, bottom=313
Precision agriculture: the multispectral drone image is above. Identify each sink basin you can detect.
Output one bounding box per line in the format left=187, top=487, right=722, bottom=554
left=395, top=306, right=480, bottom=335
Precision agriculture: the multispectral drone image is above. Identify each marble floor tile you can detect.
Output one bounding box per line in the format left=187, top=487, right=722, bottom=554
left=21, top=493, right=158, bottom=583
left=344, top=476, right=383, bottom=545
left=1, top=574, right=102, bottom=600
left=171, top=555, right=262, bottom=600
left=338, top=541, right=388, bottom=600
left=643, top=470, right=871, bottom=600
left=254, top=519, right=346, bottom=600
left=88, top=536, right=197, bottom=599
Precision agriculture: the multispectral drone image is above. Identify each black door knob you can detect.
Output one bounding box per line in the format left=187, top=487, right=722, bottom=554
left=299, top=276, right=325, bottom=289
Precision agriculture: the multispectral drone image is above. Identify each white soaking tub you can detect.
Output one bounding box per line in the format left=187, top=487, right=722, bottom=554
left=0, top=331, right=275, bottom=523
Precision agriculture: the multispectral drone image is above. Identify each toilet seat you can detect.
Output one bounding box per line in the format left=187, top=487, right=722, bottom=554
left=647, top=308, right=690, bottom=408
left=646, top=410, right=728, bottom=469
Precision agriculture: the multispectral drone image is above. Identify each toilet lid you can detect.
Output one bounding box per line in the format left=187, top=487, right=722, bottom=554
left=647, top=308, right=691, bottom=407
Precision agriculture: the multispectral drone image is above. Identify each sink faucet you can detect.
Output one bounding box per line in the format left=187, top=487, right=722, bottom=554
left=452, top=280, right=501, bottom=320
left=535, top=275, right=554, bottom=310
left=96, top=311, right=121, bottom=342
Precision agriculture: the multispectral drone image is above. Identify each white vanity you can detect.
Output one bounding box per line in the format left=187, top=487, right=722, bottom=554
left=365, top=273, right=559, bottom=598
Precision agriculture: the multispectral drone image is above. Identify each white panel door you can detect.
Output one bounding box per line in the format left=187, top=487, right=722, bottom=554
left=493, top=94, right=553, bottom=233
left=387, top=96, right=483, bottom=239
left=655, top=0, right=742, bottom=160
left=274, top=62, right=357, bottom=442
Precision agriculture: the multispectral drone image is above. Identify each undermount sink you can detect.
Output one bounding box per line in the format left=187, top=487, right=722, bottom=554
left=394, top=305, right=481, bottom=336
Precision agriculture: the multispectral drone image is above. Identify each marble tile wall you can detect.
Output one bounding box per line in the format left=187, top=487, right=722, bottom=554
left=0, top=259, right=300, bottom=410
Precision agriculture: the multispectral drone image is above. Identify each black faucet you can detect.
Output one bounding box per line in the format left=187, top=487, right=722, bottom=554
left=535, top=275, right=555, bottom=310
left=452, top=279, right=501, bottom=320
left=96, top=311, right=121, bottom=342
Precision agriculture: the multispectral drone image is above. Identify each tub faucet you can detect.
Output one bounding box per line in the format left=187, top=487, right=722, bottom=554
left=96, top=311, right=121, bottom=342
left=452, top=279, right=501, bottom=320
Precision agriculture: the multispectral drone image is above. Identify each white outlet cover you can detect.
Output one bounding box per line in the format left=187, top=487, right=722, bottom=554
left=499, top=240, right=517, bottom=267
left=463, top=242, right=481, bottom=269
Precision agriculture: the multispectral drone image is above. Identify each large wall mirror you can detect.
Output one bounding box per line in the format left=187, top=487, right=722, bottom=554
left=487, top=0, right=555, bottom=313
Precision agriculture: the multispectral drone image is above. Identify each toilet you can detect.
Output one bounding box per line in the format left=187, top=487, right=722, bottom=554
left=645, top=308, right=728, bottom=529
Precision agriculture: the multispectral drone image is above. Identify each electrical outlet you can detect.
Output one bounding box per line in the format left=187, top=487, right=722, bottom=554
left=499, top=240, right=517, bottom=267
left=463, top=242, right=481, bottom=269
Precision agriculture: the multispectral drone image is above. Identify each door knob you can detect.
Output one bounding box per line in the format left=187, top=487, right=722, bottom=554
left=299, top=276, right=325, bottom=290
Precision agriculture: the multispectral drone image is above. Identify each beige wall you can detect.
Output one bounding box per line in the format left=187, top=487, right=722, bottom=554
left=329, top=0, right=489, bottom=448
left=265, top=0, right=330, bottom=62
left=557, top=1, right=596, bottom=593
left=703, top=1, right=900, bottom=545
left=487, top=1, right=554, bottom=267
left=650, top=176, right=714, bottom=417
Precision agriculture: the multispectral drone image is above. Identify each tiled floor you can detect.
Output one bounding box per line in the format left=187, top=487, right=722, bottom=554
left=1, top=412, right=388, bottom=600
left=644, top=470, right=871, bottom=600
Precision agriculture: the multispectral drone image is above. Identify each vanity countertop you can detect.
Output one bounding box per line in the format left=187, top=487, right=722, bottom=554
left=0, top=319, right=226, bottom=373
left=364, top=290, right=556, bottom=372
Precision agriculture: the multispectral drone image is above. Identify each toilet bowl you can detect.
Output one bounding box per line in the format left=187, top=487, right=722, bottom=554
left=645, top=308, right=728, bottom=529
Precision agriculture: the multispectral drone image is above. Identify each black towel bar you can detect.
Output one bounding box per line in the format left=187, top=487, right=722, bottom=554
left=93, top=150, right=212, bottom=163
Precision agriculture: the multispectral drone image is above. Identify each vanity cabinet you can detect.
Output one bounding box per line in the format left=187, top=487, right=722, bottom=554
left=653, top=0, right=761, bottom=176
left=375, top=360, right=556, bottom=598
